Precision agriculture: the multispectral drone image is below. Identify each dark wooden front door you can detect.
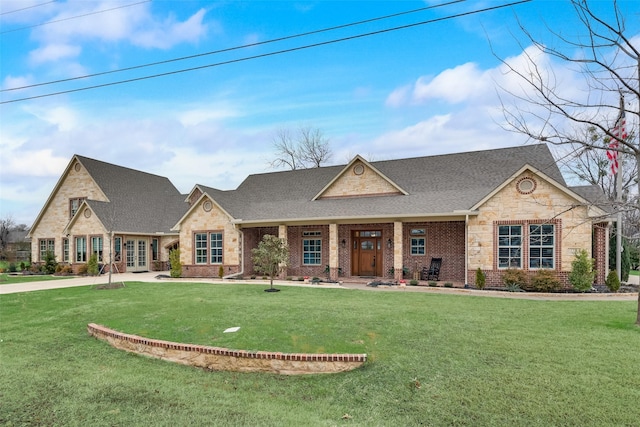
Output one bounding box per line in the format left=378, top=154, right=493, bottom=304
left=351, top=231, right=383, bottom=276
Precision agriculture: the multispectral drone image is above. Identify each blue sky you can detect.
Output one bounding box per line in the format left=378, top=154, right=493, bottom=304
left=1, top=0, right=639, bottom=225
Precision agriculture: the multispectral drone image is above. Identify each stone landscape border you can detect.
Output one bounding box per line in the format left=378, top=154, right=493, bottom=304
left=87, top=323, right=367, bottom=375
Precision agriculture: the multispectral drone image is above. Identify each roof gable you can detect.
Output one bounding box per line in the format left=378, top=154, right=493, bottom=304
left=313, top=155, right=408, bottom=200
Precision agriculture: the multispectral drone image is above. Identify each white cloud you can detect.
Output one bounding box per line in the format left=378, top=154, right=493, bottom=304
left=178, top=107, right=240, bottom=127
left=412, top=62, right=491, bottom=104
left=29, top=43, right=81, bottom=65
left=27, top=106, right=79, bottom=132
left=132, top=8, right=208, bottom=49
left=2, top=75, right=33, bottom=91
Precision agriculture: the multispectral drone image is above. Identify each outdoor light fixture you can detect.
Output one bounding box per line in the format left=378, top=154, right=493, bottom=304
left=341, top=239, right=346, bottom=248
left=387, top=238, right=392, bottom=248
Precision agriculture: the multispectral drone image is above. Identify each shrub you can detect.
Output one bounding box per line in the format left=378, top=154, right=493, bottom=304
left=428, top=281, right=437, bottom=287
left=61, top=265, right=73, bottom=275
left=409, top=279, right=418, bottom=286
left=218, top=265, right=224, bottom=278
left=19, top=262, right=26, bottom=271
left=8, top=263, right=17, bottom=273
left=77, top=264, right=88, bottom=275
left=529, top=269, right=561, bottom=292
left=444, top=282, right=453, bottom=288
left=605, top=270, right=620, bottom=292
left=569, top=249, right=595, bottom=292
left=169, top=249, right=182, bottom=278
left=87, top=254, right=99, bottom=276
left=42, top=251, right=58, bottom=274
left=502, top=268, right=528, bottom=289
left=475, top=268, right=486, bottom=290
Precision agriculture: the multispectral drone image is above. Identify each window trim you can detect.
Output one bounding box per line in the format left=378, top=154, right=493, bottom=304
left=39, top=238, right=55, bottom=262
left=75, top=236, right=87, bottom=263
left=90, top=235, right=103, bottom=262
left=410, top=237, right=425, bottom=255
left=69, top=197, right=85, bottom=219
left=193, top=231, right=224, bottom=265
left=302, top=236, right=322, bottom=266
left=62, top=238, right=69, bottom=263
left=494, top=220, right=560, bottom=271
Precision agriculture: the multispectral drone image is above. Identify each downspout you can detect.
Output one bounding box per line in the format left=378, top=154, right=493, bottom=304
left=223, top=227, right=244, bottom=279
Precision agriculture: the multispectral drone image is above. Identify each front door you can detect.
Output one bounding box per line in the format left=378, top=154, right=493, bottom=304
left=126, top=238, right=148, bottom=272
left=351, top=231, right=383, bottom=277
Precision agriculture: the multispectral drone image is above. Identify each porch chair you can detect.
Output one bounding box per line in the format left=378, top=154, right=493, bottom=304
left=421, top=257, right=442, bottom=281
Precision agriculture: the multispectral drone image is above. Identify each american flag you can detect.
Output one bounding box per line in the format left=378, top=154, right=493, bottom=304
left=607, top=102, right=627, bottom=175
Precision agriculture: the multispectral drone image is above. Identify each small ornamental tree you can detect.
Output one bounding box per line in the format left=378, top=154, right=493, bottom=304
left=169, top=249, right=182, bottom=278
left=42, top=250, right=57, bottom=274
left=569, top=249, right=595, bottom=292
left=87, top=253, right=99, bottom=276
left=605, top=270, right=620, bottom=293
left=475, top=268, right=486, bottom=290
left=251, top=234, right=289, bottom=290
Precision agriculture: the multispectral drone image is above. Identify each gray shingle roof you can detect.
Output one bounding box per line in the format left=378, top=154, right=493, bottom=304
left=205, top=144, right=571, bottom=223
left=77, top=156, right=188, bottom=233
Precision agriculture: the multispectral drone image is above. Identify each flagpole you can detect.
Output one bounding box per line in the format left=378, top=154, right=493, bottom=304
left=615, top=94, right=625, bottom=282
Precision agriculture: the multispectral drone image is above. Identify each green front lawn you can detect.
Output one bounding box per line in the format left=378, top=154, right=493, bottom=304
left=1, top=282, right=638, bottom=426
left=0, top=273, right=71, bottom=285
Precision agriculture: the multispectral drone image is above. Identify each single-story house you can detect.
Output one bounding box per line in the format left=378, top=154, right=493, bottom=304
left=28, top=144, right=611, bottom=286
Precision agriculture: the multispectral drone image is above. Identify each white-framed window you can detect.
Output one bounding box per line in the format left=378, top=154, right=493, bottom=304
left=151, top=238, right=159, bottom=261
left=498, top=225, right=522, bottom=268
left=39, top=239, right=55, bottom=261
left=114, top=237, right=122, bottom=262
left=76, top=237, right=87, bottom=262
left=62, top=238, right=69, bottom=262
left=529, top=224, right=555, bottom=269
left=302, top=231, right=322, bottom=265
left=69, top=197, right=85, bottom=218
left=410, top=237, right=425, bottom=255
left=195, top=233, right=208, bottom=264
left=91, top=236, right=103, bottom=262
left=210, top=233, right=223, bottom=264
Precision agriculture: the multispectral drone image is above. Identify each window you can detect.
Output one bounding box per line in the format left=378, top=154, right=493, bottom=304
left=195, top=233, right=207, bottom=264
left=39, top=239, right=55, bottom=261
left=114, top=237, right=122, bottom=262
left=62, top=238, right=69, bottom=262
left=91, top=236, right=103, bottom=262
left=152, top=238, right=159, bottom=261
left=498, top=225, right=522, bottom=268
left=210, top=233, right=223, bottom=264
left=303, top=237, right=322, bottom=265
left=69, top=197, right=85, bottom=218
left=76, top=237, right=87, bottom=262
left=529, top=224, right=554, bottom=269
left=410, top=238, right=425, bottom=255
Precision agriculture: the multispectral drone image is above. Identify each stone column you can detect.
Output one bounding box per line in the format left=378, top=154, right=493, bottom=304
left=329, top=223, right=339, bottom=281
left=394, top=221, right=403, bottom=281
left=278, top=225, right=287, bottom=278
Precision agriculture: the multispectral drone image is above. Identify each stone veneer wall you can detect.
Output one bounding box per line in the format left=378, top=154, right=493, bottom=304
left=88, top=323, right=366, bottom=375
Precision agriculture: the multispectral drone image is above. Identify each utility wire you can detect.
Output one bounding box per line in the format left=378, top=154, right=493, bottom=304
left=1, top=0, right=531, bottom=105
left=0, top=0, right=151, bottom=34
left=0, top=1, right=56, bottom=15
left=3, top=0, right=465, bottom=92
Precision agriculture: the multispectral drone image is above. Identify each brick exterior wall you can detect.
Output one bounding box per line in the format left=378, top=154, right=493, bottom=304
left=593, top=222, right=608, bottom=284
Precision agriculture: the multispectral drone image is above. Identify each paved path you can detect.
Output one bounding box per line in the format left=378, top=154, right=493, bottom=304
left=1, top=271, right=637, bottom=301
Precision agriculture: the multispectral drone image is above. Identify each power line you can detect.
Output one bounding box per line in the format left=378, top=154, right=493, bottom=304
left=0, top=1, right=56, bottom=16
left=0, top=0, right=151, bottom=34
left=1, top=0, right=531, bottom=105
left=2, top=0, right=465, bottom=92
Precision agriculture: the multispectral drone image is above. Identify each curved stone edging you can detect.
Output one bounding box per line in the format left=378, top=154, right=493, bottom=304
left=87, top=323, right=367, bottom=375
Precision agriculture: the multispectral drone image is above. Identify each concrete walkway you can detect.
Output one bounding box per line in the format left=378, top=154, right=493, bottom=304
left=1, top=271, right=638, bottom=301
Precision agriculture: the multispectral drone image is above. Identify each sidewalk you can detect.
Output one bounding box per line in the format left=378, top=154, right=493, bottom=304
left=1, top=271, right=638, bottom=301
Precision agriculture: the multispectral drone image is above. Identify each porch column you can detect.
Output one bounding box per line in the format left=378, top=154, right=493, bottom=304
left=278, top=225, right=287, bottom=278
left=394, top=221, right=403, bottom=281
left=329, top=223, right=339, bottom=281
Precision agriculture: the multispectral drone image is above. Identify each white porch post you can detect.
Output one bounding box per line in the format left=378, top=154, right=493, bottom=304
left=394, top=221, right=403, bottom=281
left=329, top=223, right=338, bottom=281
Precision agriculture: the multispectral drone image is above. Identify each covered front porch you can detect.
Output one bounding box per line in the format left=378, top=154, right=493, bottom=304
left=239, top=218, right=468, bottom=284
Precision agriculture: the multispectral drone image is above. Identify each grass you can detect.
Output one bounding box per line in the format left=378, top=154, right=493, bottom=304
left=1, top=282, right=638, bottom=426
left=630, top=269, right=639, bottom=277
left=0, top=273, right=70, bottom=285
